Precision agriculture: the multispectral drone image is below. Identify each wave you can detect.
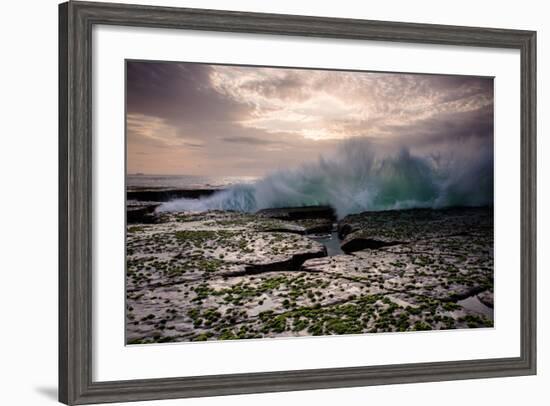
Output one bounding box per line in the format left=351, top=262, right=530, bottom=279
left=157, top=137, right=493, bottom=218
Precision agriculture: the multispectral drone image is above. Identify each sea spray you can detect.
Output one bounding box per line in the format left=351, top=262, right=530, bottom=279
left=157, top=137, right=493, bottom=218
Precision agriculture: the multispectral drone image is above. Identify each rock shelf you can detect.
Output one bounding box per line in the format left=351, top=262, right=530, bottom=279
left=126, top=206, right=494, bottom=344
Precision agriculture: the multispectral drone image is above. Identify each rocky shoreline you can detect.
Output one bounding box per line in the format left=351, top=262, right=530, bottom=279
left=126, top=205, right=494, bottom=344
left=127, top=187, right=218, bottom=202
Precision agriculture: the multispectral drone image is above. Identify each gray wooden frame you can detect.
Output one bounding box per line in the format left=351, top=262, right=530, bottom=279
left=59, top=1, right=537, bottom=404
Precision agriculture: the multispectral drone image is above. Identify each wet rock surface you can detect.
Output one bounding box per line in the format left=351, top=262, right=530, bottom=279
left=258, top=205, right=336, bottom=221
left=127, top=202, right=160, bottom=224
left=477, top=290, right=494, bottom=308
left=127, top=188, right=218, bottom=202
left=126, top=206, right=493, bottom=344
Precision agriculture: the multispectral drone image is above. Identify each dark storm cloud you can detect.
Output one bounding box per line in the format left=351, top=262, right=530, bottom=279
left=379, top=103, right=494, bottom=147
left=126, top=61, right=248, bottom=122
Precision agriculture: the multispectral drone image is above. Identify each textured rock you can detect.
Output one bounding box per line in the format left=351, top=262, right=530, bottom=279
left=127, top=188, right=217, bottom=202
left=259, top=218, right=333, bottom=235
left=338, top=207, right=492, bottom=242
left=126, top=202, right=160, bottom=224
left=126, top=206, right=494, bottom=344
left=477, top=290, right=494, bottom=308
left=257, top=205, right=336, bottom=221
left=340, top=237, right=402, bottom=253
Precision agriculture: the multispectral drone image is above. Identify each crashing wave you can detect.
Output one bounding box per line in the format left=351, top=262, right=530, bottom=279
left=157, top=137, right=493, bottom=218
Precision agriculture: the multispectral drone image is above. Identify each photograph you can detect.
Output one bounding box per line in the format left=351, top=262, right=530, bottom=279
left=125, top=60, right=495, bottom=344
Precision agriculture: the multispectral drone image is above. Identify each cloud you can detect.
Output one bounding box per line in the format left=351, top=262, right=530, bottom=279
left=208, top=66, right=493, bottom=143
left=127, top=61, right=249, bottom=123
left=126, top=61, right=493, bottom=176
left=221, top=136, right=274, bottom=145
left=126, top=113, right=204, bottom=149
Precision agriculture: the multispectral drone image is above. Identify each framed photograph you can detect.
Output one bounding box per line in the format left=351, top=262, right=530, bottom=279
left=59, top=1, right=536, bottom=404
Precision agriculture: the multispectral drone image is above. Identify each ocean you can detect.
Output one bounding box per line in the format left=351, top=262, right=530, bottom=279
left=127, top=174, right=258, bottom=190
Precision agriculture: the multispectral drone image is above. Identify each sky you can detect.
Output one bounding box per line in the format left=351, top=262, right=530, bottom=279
left=126, top=61, right=493, bottom=177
